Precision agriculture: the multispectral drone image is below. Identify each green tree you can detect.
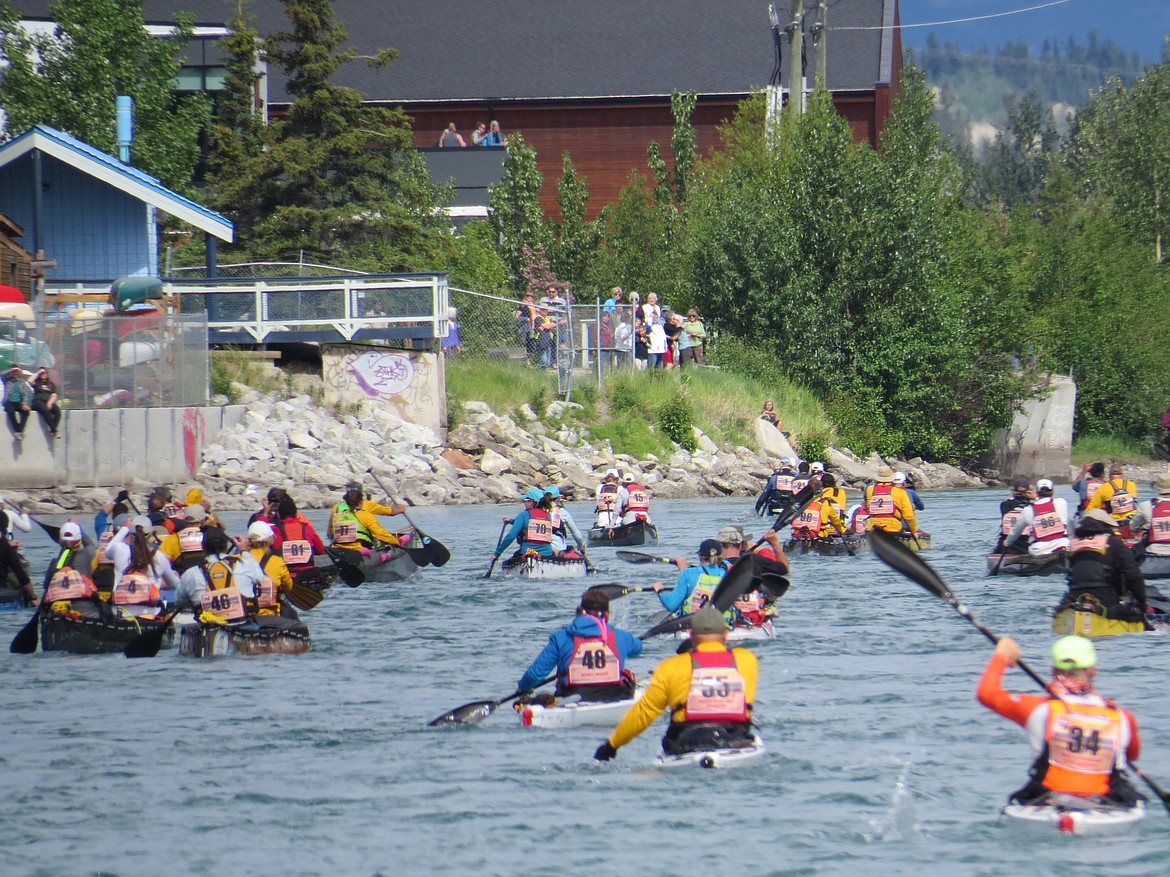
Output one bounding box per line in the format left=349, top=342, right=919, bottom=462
left=210, top=0, right=449, bottom=269
left=206, top=2, right=266, bottom=181
left=488, top=132, right=549, bottom=284
left=550, top=152, right=601, bottom=291
left=0, top=0, right=209, bottom=191
left=970, top=92, right=1060, bottom=209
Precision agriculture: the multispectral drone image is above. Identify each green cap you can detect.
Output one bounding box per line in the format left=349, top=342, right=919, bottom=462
left=1052, top=635, right=1097, bottom=671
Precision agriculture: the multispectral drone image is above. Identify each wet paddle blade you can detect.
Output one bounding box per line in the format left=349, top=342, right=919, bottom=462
left=615, top=550, right=672, bottom=565
left=123, top=614, right=176, bottom=659
left=285, top=584, right=326, bottom=611
left=1132, top=767, right=1170, bottom=816
left=639, top=612, right=692, bottom=639
left=402, top=542, right=437, bottom=567
left=32, top=517, right=61, bottom=543
left=428, top=699, right=499, bottom=727
left=757, top=572, right=791, bottom=599
left=869, top=529, right=955, bottom=604
left=428, top=540, right=451, bottom=567
left=327, top=550, right=365, bottom=588
left=10, top=606, right=40, bottom=654
left=711, top=553, right=757, bottom=612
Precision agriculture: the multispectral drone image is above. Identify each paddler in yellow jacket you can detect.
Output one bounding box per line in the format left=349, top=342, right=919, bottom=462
left=1086, top=466, right=1140, bottom=525
left=864, top=466, right=917, bottom=535
left=240, top=520, right=293, bottom=616
left=327, top=484, right=407, bottom=549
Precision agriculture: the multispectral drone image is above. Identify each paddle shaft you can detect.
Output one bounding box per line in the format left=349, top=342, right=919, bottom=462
left=366, top=468, right=450, bottom=567
left=482, top=520, right=509, bottom=579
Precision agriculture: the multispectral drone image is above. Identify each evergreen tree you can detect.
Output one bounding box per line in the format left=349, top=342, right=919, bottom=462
left=210, top=0, right=449, bottom=269
left=0, top=0, right=209, bottom=191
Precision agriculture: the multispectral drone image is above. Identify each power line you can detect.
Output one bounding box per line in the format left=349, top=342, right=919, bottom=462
left=830, top=0, right=1074, bottom=32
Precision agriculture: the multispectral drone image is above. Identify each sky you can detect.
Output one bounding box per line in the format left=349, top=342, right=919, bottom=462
left=898, top=0, right=1170, bottom=61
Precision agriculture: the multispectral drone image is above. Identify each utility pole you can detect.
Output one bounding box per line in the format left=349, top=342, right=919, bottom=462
left=786, top=0, right=804, bottom=116
left=812, top=0, right=827, bottom=90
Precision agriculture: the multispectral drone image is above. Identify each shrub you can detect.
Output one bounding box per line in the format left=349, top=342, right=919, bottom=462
left=657, top=390, right=697, bottom=452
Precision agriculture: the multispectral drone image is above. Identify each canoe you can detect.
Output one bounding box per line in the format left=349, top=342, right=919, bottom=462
left=1139, top=554, right=1170, bottom=580
left=41, top=606, right=174, bottom=654
left=676, top=620, right=775, bottom=642
left=784, top=535, right=867, bottom=557
left=179, top=617, right=311, bottom=657
left=587, top=518, right=658, bottom=548
left=1001, top=797, right=1145, bottom=835
left=656, top=734, right=767, bottom=769
left=501, top=553, right=591, bottom=580
left=986, top=551, right=1067, bottom=577
left=518, top=686, right=647, bottom=729
left=329, top=543, right=418, bottom=583
left=0, top=585, right=30, bottom=610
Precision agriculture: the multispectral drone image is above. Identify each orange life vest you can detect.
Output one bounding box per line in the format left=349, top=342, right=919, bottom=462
left=112, top=570, right=160, bottom=606
left=792, top=500, right=822, bottom=535
left=525, top=509, right=553, bottom=545
left=1042, top=700, right=1124, bottom=797
left=45, top=568, right=97, bottom=602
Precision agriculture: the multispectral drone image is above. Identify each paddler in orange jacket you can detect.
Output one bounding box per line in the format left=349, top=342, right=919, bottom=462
left=976, top=634, right=1145, bottom=806
left=864, top=467, right=917, bottom=535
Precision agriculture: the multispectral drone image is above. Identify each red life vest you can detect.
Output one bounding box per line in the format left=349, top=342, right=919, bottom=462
left=595, top=483, right=619, bottom=512
left=1042, top=700, right=1124, bottom=797
left=278, top=518, right=314, bottom=567
left=1030, top=498, right=1066, bottom=543
left=683, top=649, right=748, bottom=724
left=624, top=484, right=649, bottom=513
left=1149, top=499, right=1170, bottom=545
left=850, top=508, right=868, bottom=534
left=868, top=483, right=896, bottom=519
left=525, top=509, right=553, bottom=545
left=565, top=617, right=622, bottom=687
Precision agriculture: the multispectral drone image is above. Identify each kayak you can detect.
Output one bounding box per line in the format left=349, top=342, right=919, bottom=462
left=656, top=734, right=767, bottom=769
left=501, top=553, right=591, bottom=579
left=784, top=535, right=866, bottom=557
left=587, top=518, right=658, bottom=548
left=1051, top=604, right=1158, bottom=638
left=518, top=686, right=647, bottom=729
left=986, top=551, right=1067, bottom=577
left=901, top=532, right=932, bottom=551
left=1001, top=797, right=1145, bottom=835
left=0, top=585, right=30, bottom=610
left=675, top=620, right=775, bottom=642
left=329, top=541, right=418, bottom=583
left=1139, top=554, right=1170, bottom=580
left=179, top=616, right=311, bottom=657
left=40, top=605, right=174, bottom=654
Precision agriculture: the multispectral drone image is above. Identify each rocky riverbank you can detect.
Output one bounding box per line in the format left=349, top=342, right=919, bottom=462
left=11, top=386, right=1163, bottom=515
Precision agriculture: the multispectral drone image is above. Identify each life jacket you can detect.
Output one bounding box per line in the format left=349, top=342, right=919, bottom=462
left=332, top=502, right=370, bottom=546
left=1084, top=478, right=1105, bottom=505
left=683, top=649, right=748, bottom=724
left=1067, top=534, right=1111, bottom=592
left=173, top=525, right=206, bottom=573
left=45, top=567, right=97, bottom=602
left=849, top=507, right=868, bottom=534
left=792, top=500, right=822, bottom=535
left=1030, top=498, right=1067, bottom=543
left=112, top=570, right=160, bottom=606
left=868, top=483, right=897, bottom=519
left=595, top=483, right=619, bottom=512
left=1149, top=499, right=1170, bottom=545
left=93, top=526, right=115, bottom=569
left=791, top=475, right=811, bottom=494
left=564, top=617, right=622, bottom=687
left=624, top=484, right=649, bottom=513
left=200, top=555, right=248, bottom=621
left=1041, top=700, right=1124, bottom=797
left=685, top=567, right=725, bottom=615
left=524, top=508, right=553, bottom=545
left=1106, top=480, right=1136, bottom=519
left=821, top=487, right=846, bottom=514
left=277, top=518, right=315, bottom=566
left=549, top=507, right=563, bottom=534
left=772, top=473, right=795, bottom=496
left=1001, top=508, right=1023, bottom=536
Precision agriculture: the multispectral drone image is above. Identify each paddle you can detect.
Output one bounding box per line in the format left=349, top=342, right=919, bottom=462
left=482, top=519, right=509, bottom=579
left=31, top=516, right=60, bottom=544
left=869, top=528, right=1170, bottom=817
left=429, top=610, right=701, bottom=727
left=325, top=548, right=367, bottom=588
left=616, top=550, right=681, bottom=565
left=123, top=609, right=180, bottom=658
left=989, top=535, right=1009, bottom=577
left=367, top=468, right=450, bottom=567
left=753, top=483, right=816, bottom=549
left=591, top=583, right=658, bottom=599
left=10, top=598, right=44, bottom=653
left=285, top=582, right=327, bottom=611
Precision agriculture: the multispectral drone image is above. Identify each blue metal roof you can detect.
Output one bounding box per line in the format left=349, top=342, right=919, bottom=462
left=0, top=125, right=232, bottom=241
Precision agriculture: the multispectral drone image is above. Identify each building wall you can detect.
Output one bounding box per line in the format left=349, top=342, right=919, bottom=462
left=0, top=155, right=153, bottom=280
left=321, top=343, right=446, bottom=432
left=0, top=404, right=244, bottom=488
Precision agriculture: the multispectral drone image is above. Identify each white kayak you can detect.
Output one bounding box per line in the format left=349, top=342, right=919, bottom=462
left=675, top=620, right=775, bottom=642
left=1001, top=797, right=1146, bottom=835
left=518, top=685, right=647, bottom=729
left=656, top=734, right=766, bottom=769
left=501, top=554, right=591, bottom=580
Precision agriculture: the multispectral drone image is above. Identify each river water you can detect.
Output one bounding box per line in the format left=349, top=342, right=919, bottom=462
left=3, top=487, right=1169, bottom=876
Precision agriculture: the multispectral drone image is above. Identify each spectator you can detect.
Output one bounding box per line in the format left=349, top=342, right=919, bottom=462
left=642, top=292, right=663, bottom=328
left=628, top=292, right=643, bottom=328
left=681, top=309, right=706, bottom=365
left=599, top=311, right=616, bottom=367
left=614, top=314, right=634, bottom=367
left=31, top=367, right=61, bottom=439
left=603, top=287, right=622, bottom=313
left=481, top=120, right=506, bottom=147
left=515, top=293, right=538, bottom=363
left=438, top=123, right=467, bottom=148
left=634, top=323, right=649, bottom=370
left=3, top=366, right=32, bottom=441
left=663, top=310, right=684, bottom=369
left=442, top=307, right=462, bottom=356
left=759, top=400, right=781, bottom=429
left=535, top=307, right=556, bottom=368
left=471, top=122, right=487, bottom=145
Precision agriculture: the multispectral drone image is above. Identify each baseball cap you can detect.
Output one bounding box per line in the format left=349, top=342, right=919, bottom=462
left=1052, top=635, right=1096, bottom=671
left=113, top=513, right=133, bottom=529
left=605, top=468, right=619, bottom=479
left=150, top=486, right=172, bottom=500
left=60, top=522, right=83, bottom=542
left=130, top=515, right=153, bottom=533
left=716, top=524, right=745, bottom=545
left=622, top=473, right=637, bottom=483
left=1037, top=478, right=1054, bottom=491
left=1011, top=476, right=1031, bottom=491
left=893, top=471, right=907, bottom=484
left=691, top=605, right=729, bottom=634
left=183, top=504, right=208, bottom=523
left=545, top=486, right=561, bottom=499
left=247, top=520, right=275, bottom=541
left=780, top=456, right=794, bottom=466
left=698, top=538, right=722, bottom=558
left=522, top=488, right=545, bottom=502
left=810, top=461, right=825, bottom=473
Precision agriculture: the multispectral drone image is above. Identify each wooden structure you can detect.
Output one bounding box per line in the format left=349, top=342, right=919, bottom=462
left=0, top=214, right=32, bottom=297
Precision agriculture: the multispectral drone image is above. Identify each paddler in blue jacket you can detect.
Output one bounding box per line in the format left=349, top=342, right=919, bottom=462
left=652, top=539, right=726, bottom=615
left=517, top=587, right=643, bottom=702
left=491, top=488, right=556, bottom=562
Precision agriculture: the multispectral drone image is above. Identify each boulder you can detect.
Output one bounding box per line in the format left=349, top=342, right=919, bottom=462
left=480, top=448, right=512, bottom=476
left=441, top=449, right=476, bottom=470
left=753, top=419, right=796, bottom=460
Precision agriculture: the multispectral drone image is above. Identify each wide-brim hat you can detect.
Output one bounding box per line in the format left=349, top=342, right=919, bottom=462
left=1156, top=473, right=1170, bottom=493
left=876, top=466, right=895, bottom=481
left=1081, top=508, right=1119, bottom=529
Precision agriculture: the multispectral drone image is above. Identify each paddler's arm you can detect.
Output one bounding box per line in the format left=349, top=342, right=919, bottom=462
left=517, top=632, right=567, bottom=691
left=159, top=533, right=182, bottom=563
left=355, top=509, right=400, bottom=546
left=895, top=490, right=917, bottom=534
left=975, top=637, right=1047, bottom=727
left=494, top=514, right=527, bottom=556
left=605, top=653, right=689, bottom=750
left=1086, top=484, right=1112, bottom=512
left=562, top=509, right=586, bottom=549
left=653, top=567, right=696, bottom=613
left=1123, top=710, right=1141, bottom=762
left=761, top=529, right=790, bottom=572
left=363, top=499, right=405, bottom=517
left=1004, top=509, right=1030, bottom=548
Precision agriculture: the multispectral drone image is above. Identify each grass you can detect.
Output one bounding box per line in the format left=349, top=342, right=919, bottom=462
left=1072, top=434, right=1157, bottom=466
left=446, top=358, right=561, bottom=424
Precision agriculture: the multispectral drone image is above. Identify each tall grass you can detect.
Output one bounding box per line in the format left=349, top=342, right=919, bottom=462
left=1072, top=434, right=1156, bottom=466
left=446, top=359, right=559, bottom=423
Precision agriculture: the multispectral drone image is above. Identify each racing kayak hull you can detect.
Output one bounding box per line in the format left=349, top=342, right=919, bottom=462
left=1051, top=607, right=1150, bottom=638
left=656, top=735, right=767, bottom=769
left=501, top=554, right=591, bottom=579
left=1001, top=798, right=1145, bottom=835
left=586, top=519, right=658, bottom=548
left=675, top=620, right=775, bottom=642
left=519, top=687, right=646, bottom=729
left=784, top=536, right=866, bottom=557
left=1139, top=554, right=1170, bottom=580
left=987, top=551, right=1067, bottom=577
left=178, top=618, right=311, bottom=657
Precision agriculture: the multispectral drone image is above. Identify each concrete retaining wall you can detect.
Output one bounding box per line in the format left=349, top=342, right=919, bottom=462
left=992, top=374, right=1076, bottom=482
left=321, top=343, right=446, bottom=433
left=0, top=404, right=245, bottom=488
